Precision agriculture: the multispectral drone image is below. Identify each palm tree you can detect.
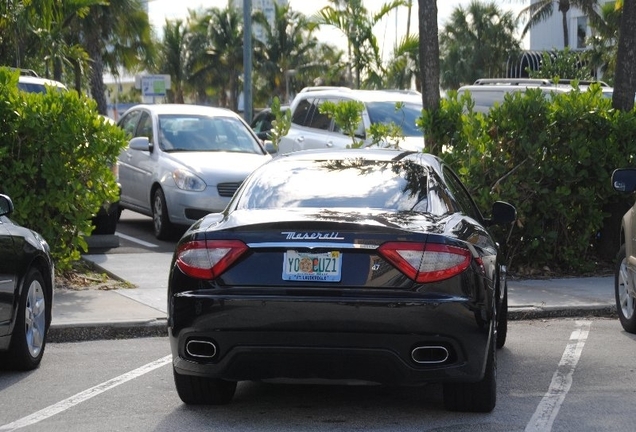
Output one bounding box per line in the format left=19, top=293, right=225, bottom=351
left=585, top=1, right=622, bottom=82
left=317, top=0, right=405, bottom=88
left=204, top=6, right=244, bottom=112
left=440, top=1, right=521, bottom=89
left=385, top=34, right=420, bottom=89
left=518, top=0, right=601, bottom=48
left=78, top=0, right=153, bottom=114
left=252, top=3, right=322, bottom=103
left=0, top=0, right=98, bottom=82
left=613, top=0, right=636, bottom=111
left=418, top=0, right=441, bottom=154
left=158, top=19, right=189, bottom=103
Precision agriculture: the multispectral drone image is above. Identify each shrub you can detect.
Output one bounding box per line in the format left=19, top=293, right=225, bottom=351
left=421, top=84, right=636, bottom=273
left=0, top=68, right=128, bottom=270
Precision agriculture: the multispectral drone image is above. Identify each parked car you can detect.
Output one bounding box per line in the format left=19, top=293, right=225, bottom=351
left=168, top=148, right=516, bottom=412
left=0, top=194, right=54, bottom=370
left=611, top=168, right=636, bottom=333
left=456, top=78, right=612, bottom=113
left=278, top=87, right=425, bottom=153
left=249, top=107, right=287, bottom=155
left=17, top=70, right=67, bottom=93
left=117, top=104, right=272, bottom=239
left=250, top=106, right=288, bottom=141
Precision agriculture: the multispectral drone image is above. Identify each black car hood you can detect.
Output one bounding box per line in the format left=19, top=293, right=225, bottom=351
left=196, top=208, right=447, bottom=235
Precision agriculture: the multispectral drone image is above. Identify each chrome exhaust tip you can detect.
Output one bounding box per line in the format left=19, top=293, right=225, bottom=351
left=185, top=339, right=217, bottom=359
left=411, top=345, right=450, bottom=364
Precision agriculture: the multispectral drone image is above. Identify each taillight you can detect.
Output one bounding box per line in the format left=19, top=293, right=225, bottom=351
left=378, top=242, right=471, bottom=283
left=176, top=239, right=248, bottom=279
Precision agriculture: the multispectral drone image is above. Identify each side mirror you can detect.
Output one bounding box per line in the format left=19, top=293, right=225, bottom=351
left=129, top=136, right=151, bottom=151
left=0, top=194, right=14, bottom=217
left=489, top=201, right=516, bottom=226
left=611, top=168, right=636, bottom=193
left=264, top=141, right=278, bottom=155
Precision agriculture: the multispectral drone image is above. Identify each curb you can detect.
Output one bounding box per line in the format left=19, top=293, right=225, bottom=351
left=48, top=319, right=168, bottom=343
left=509, top=305, right=617, bottom=321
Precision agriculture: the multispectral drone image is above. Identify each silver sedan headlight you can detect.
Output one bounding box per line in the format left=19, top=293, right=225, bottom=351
left=173, top=168, right=206, bottom=191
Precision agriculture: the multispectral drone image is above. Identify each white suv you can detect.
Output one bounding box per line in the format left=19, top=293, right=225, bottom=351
left=457, top=78, right=612, bottom=113
left=278, top=87, right=425, bottom=153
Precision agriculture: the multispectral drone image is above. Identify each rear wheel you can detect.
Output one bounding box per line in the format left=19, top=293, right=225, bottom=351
left=615, top=245, right=636, bottom=333
left=496, top=286, right=508, bottom=349
left=5, top=268, right=49, bottom=370
left=152, top=188, right=173, bottom=240
left=443, top=330, right=496, bottom=412
left=173, top=368, right=237, bottom=405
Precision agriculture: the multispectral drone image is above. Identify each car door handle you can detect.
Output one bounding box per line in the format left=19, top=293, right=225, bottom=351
left=296, top=136, right=304, bottom=143
left=326, top=141, right=334, bottom=147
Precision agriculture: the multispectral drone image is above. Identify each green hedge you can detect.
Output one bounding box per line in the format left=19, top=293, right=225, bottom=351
left=0, top=68, right=128, bottom=270
left=420, top=85, right=636, bottom=273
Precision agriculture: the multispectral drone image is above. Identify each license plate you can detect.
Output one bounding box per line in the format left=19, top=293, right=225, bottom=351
left=282, top=250, right=342, bottom=282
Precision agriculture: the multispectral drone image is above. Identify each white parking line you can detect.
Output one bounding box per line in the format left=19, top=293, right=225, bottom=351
left=525, top=320, right=592, bottom=432
left=116, top=231, right=159, bottom=248
left=0, top=355, right=171, bottom=431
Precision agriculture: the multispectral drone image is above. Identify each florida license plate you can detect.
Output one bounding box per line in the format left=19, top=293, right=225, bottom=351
left=282, top=250, right=342, bottom=282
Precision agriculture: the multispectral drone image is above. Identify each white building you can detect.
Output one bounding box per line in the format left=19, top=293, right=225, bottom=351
left=230, top=0, right=289, bottom=43
left=527, top=1, right=615, bottom=51
left=504, top=1, right=616, bottom=78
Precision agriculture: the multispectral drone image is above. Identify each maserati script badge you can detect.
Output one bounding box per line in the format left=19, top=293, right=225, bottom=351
left=281, top=231, right=345, bottom=240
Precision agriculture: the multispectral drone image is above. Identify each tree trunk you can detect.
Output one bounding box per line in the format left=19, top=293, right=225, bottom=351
left=86, top=29, right=108, bottom=115
left=613, top=0, right=636, bottom=112
left=561, top=10, right=569, bottom=48
left=417, top=0, right=440, bottom=154
left=73, top=60, right=82, bottom=95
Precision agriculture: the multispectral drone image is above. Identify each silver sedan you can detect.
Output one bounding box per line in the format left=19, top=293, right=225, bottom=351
left=117, top=104, right=272, bottom=239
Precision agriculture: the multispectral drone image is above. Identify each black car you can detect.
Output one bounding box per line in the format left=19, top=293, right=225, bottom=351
left=168, top=149, right=515, bottom=412
left=0, top=194, right=54, bottom=370
left=250, top=107, right=284, bottom=141
left=250, top=106, right=288, bottom=155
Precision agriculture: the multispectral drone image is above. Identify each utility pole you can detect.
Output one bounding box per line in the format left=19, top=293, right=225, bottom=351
left=243, top=0, right=253, bottom=124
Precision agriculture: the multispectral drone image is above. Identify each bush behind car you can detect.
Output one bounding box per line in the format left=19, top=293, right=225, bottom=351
left=0, top=68, right=128, bottom=270
left=420, top=84, right=636, bottom=273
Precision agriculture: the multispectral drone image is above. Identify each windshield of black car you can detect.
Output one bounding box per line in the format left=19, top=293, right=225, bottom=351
left=235, top=158, right=431, bottom=212
left=158, top=114, right=263, bottom=154
left=365, top=101, right=423, bottom=137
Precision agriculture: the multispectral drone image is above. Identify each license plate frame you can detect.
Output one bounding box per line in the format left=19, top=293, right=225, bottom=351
left=282, top=250, right=342, bottom=282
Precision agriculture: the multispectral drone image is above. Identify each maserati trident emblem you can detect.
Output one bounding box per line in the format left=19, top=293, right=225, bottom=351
left=281, top=231, right=345, bottom=240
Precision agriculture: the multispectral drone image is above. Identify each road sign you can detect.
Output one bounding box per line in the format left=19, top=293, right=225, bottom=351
left=139, top=75, right=170, bottom=97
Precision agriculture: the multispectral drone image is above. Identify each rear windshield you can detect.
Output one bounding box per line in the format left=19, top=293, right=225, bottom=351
left=236, top=158, right=430, bottom=212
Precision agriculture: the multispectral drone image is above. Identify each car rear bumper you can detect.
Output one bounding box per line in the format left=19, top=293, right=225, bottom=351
left=169, top=293, right=492, bottom=385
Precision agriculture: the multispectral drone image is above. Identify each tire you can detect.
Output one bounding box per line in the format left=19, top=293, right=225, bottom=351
left=615, top=245, right=636, bottom=333
left=443, top=330, right=497, bottom=412
left=6, top=268, right=49, bottom=370
left=496, top=285, right=508, bottom=349
left=152, top=188, right=173, bottom=240
left=173, top=368, right=237, bottom=405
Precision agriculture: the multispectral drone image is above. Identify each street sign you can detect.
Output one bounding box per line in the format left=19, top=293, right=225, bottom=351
left=139, top=75, right=170, bottom=97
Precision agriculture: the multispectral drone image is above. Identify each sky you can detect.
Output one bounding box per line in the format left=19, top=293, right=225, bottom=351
left=146, top=0, right=529, bottom=55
